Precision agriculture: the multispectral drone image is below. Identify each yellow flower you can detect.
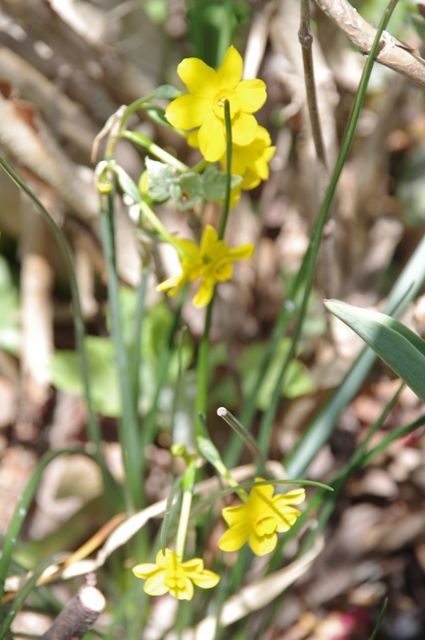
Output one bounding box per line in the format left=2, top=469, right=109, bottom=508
left=218, top=478, right=305, bottom=556
left=166, top=46, right=266, bottom=162
left=157, top=224, right=254, bottom=307
left=221, top=126, right=276, bottom=190
left=132, top=548, right=220, bottom=600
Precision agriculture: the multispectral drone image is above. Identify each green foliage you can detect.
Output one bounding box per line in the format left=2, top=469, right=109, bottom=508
left=144, top=159, right=241, bottom=208
left=50, top=295, right=193, bottom=417
left=0, top=255, right=19, bottom=352
left=241, top=339, right=314, bottom=410
left=325, top=299, right=425, bottom=401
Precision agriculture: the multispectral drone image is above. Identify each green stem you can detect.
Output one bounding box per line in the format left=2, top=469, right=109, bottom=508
left=99, top=194, right=143, bottom=511
left=121, top=130, right=188, bottom=172
left=175, top=462, right=196, bottom=558
left=139, top=200, right=181, bottom=248
left=256, top=0, right=400, bottom=457
left=0, top=156, right=117, bottom=503
left=195, top=100, right=233, bottom=437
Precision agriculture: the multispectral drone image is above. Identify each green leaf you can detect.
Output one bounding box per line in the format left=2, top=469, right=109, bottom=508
left=151, top=84, right=181, bottom=100
left=110, top=164, right=141, bottom=203
left=145, top=158, right=176, bottom=202
left=169, top=172, right=204, bottom=210
left=0, top=255, right=19, bottom=352
left=50, top=337, right=121, bottom=417
left=241, top=339, right=313, bottom=410
left=201, top=165, right=241, bottom=201
left=325, top=299, right=425, bottom=402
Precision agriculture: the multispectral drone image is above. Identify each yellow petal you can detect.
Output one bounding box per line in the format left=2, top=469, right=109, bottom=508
left=274, top=488, right=306, bottom=506
left=228, top=243, right=254, bottom=260
left=249, top=531, right=277, bottom=556
left=132, top=563, right=158, bottom=579
left=213, top=259, right=233, bottom=282
left=275, top=507, right=301, bottom=533
left=221, top=503, right=248, bottom=526
left=232, top=113, right=258, bottom=146
left=235, top=79, right=267, bottom=113
left=193, top=278, right=215, bottom=307
left=177, top=57, right=219, bottom=95
left=144, top=572, right=169, bottom=596
left=218, top=522, right=250, bottom=552
left=170, top=577, right=194, bottom=601
left=198, top=113, right=226, bottom=162
left=200, top=224, right=219, bottom=253
left=217, top=46, right=243, bottom=90
left=156, top=273, right=186, bottom=297
left=191, top=569, right=220, bottom=589
left=181, top=558, right=204, bottom=573
left=166, top=94, right=210, bottom=130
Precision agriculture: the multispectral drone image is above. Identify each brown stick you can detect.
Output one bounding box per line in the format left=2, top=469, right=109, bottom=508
left=41, top=585, right=105, bottom=640
left=298, top=0, right=327, bottom=168
left=314, top=0, right=425, bottom=87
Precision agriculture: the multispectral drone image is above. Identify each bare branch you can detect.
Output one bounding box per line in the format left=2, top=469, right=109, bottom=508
left=41, top=585, right=105, bottom=640
left=314, top=0, right=425, bottom=87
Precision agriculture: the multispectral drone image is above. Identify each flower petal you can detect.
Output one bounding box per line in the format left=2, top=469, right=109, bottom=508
left=218, top=521, right=250, bottom=552
left=249, top=531, right=277, bottom=556
left=198, top=114, right=226, bottom=162
left=274, top=488, right=306, bottom=506
left=275, top=507, right=301, bottom=532
left=235, top=79, right=267, bottom=113
left=181, top=558, right=204, bottom=573
left=221, top=503, right=248, bottom=526
left=200, top=224, right=219, bottom=253
left=166, top=94, right=210, bottom=130
left=177, top=57, right=219, bottom=95
left=228, top=243, right=254, bottom=260
left=156, top=272, right=186, bottom=297
left=170, top=577, right=194, bottom=601
left=217, top=46, right=243, bottom=90
left=132, top=563, right=158, bottom=579
left=192, top=277, right=215, bottom=307
left=144, top=572, right=169, bottom=596
left=191, top=569, right=220, bottom=589
left=232, top=113, right=258, bottom=146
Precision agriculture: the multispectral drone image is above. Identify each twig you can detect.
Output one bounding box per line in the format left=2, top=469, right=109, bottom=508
left=298, top=0, right=327, bottom=168
left=314, top=0, right=425, bottom=87
left=41, top=584, right=105, bottom=640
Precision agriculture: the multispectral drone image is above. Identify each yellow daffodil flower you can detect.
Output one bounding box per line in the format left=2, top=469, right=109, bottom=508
left=132, top=548, right=220, bottom=600
left=218, top=478, right=305, bottom=556
left=166, top=46, right=266, bottom=162
left=221, top=126, right=276, bottom=190
left=157, top=224, right=254, bottom=307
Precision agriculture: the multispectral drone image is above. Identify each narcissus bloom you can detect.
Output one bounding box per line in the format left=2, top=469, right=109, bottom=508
left=132, top=548, right=220, bottom=600
left=166, top=46, right=266, bottom=162
left=221, top=126, right=276, bottom=190
left=218, top=478, right=305, bottom=556
left=157, top=224, right=254, bottom=307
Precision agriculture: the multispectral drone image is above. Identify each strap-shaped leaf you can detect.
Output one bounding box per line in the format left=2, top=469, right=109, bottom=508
left=325, top=299, right=425, bottom=401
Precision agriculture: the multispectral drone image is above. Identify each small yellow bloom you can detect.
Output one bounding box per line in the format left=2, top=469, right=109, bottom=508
left=166, top=46, right=266, bottom=162
left=132, top=548, right=220, bottom=600
left=218, top=478, right=305, bottom=556
left=157, top=224, right=254, bottom=307
left=221, top=126, right=276, bottom=190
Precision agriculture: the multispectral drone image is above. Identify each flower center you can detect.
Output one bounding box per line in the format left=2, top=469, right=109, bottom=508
left=254, top=515, right=277, bottom=537
left=213, top=90, right=239, bottom=119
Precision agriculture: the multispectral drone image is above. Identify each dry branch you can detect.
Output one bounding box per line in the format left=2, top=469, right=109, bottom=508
left=41, top=585, right=105, bottom=640
left=314, top=0, right=425, bottom=87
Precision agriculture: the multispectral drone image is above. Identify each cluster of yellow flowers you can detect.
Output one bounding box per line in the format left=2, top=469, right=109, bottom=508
left=166, top=46, right=275, bottom=190
left=154, top=46, right=275, bottom=308
left=131, top=48, right=304, bottom=603
left=133, top=480, right=305, bottom=601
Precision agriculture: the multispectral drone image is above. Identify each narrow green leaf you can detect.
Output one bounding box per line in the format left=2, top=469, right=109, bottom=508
left=325, top=299, right=425, bottom=401
left=109, top=164, right=141, bottom=203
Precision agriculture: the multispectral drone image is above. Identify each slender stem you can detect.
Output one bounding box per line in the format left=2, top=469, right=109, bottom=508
left=195, top=100, right=233, bottom=436
left=121, top=130, right=188, bottom=172
left=139, top=201, right=181, bottom=248
left=175, top=462, right=196, bottom=558
left=0, top=157, right=117, bottom=502
left=256, top=0, right=400, bottom=457
left=218, top=100, right=233, bottom=240
left=298, top=0, right=327, bottom=168
left=132, top=269, right=149, bottom=407
left=99, top=194, right=143, bottom=511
